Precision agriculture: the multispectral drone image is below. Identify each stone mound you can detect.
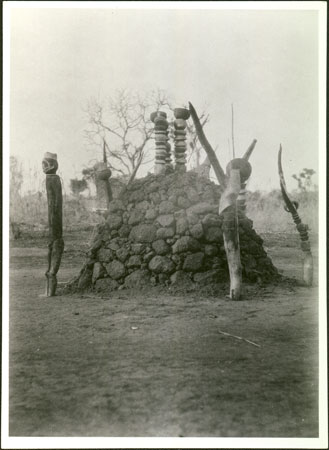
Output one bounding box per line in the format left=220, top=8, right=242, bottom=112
left=72, top=171, right=279, bottom=292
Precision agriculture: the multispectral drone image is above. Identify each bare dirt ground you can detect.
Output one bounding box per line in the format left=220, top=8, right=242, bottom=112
left=8, top=231, right=319, bottom=437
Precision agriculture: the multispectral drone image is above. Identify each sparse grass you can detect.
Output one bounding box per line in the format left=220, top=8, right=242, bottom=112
left=246, top=190, right=318, bottom=234
left=10, top=187, right=318, bottom=240
left=10, top=194, right=100, bottom=237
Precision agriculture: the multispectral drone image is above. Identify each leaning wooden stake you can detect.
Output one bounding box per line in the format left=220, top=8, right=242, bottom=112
left=188, top=102, right=227, bottom=187
left=278, top=145, right=313, bottom=286
left=42, top=152, right=64, bottom=296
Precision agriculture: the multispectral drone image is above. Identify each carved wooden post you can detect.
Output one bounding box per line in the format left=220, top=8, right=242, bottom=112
left=278, top=146, right=313, bottom=286
left=151, top=111, right=168, bottom=175
left=42, top=152, right=64, bottom=297
left=93, top=162, right=112, bottom=212
left=189, top=101, right=257, bottom=300
left=220, top=158, right=252, bottom=300
left=174, top=108, right=190, bottom=172
left=220, top=169, right=242, bottom=299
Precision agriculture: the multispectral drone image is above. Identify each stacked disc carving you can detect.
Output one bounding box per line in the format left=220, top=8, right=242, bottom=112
left=174, top=108, right=190, bottom=172
left=165, top=141, right=173, bottom=171
left=150, top=111, right=169, bottom=175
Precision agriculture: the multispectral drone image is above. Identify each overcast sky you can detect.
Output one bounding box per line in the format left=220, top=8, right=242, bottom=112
left=7, top=2, right=324, bottom=193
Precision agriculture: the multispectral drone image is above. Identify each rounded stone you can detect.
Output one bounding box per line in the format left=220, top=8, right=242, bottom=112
left=129, top=189, right=145, bottom=203
left=204, top=244, right=218, bottom=257
left=149, top=255, right=175, bottom=274
left=187, top=202, right=216, bottom=216
left=107, top=214, right=123, bottom=230
left=108, top=200, right=125, bottom=213
left=129, top=224, right=157, bottom=243
left=124, top=269, right=151, bottom=288
left=204, top=227, right=223, bottom=243
left=131, top=243, right=145, bottom=254
left=145, top=208, right=158, bottom=220
left=98, top=248, right=114, bottom=262
left=182, top=252, right=204, bottom=272
left=186, top=187, right=199, bottom=203
left=172, top=236, right=201, bottom=253
left=170, top=270, right=194, bottom=286
left=135, top=200, right=151, bottom=211
left=143, top=251, right=155, bottom=263
left=105, top=260, right=126, bottom=280
left=157, top=214, right=175, bottom=228
left=186, top=212, right=199, bottom=226
left=159, top=200, right=175, bottom=214
left=202, top=213, right=222, bottom=228
left=158, top=273, right=169, bottom=284
left=190, top=223, right=204, bottom=239
left=152, top=239, right=170, bottom=255
left=128, top=210, right=145, bottom=226
left=118, top=224, right=130, bottom=238
left=177, top=196, right=191, bottom=209
left=94, top=278, right=119, bottom=291
left=156, top=227, right=175, bottom=239
left=127, top=255, right=142, bottom=268
left=116, top=248, right=130, bottom=263
left=176, top=217, right=189, bottom=234
left=92, top=262, right=105, bottom=283
left=193, top=269, right=224, bottom=284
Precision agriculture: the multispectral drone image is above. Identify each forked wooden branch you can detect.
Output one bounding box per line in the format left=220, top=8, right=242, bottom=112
left=242, top=139, right=257, bottom=161
left=188, top=102, right=227, bottom=187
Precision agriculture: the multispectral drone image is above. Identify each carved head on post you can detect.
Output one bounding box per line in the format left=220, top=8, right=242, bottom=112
left=188, top=101, right=257, bottom=300
left=188, top=101, right=257, bottom=211
left=42, top=152, right=58, bottom=175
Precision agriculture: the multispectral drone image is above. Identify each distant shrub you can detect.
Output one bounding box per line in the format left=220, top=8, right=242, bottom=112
left=70, top=178, right=88, bottom=197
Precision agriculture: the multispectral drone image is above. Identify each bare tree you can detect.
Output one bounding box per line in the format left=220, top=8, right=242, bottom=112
left=84, top=89, right=173, bottom=178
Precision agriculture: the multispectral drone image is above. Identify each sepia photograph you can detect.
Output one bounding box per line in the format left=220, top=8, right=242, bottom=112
left=2, top=1, right=327, bottom=449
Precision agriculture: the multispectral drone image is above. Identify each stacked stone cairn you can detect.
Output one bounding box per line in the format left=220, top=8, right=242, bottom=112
left=75, top=171, right=279, bottom=292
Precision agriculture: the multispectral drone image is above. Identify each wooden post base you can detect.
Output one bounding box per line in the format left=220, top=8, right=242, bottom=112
left=303, top=252, right=313, bottom=286
left=223, top=207, right=242, bottom=301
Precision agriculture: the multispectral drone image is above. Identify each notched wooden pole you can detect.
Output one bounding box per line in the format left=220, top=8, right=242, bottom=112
left=278, top=145, right=313, bottom=286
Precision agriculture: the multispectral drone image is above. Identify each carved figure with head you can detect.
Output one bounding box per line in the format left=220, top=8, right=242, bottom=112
left=42, top=152, right=58, bottom=174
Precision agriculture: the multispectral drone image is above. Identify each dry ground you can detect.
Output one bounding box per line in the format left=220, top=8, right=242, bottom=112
left=8, top=231, right=319, bottom=437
